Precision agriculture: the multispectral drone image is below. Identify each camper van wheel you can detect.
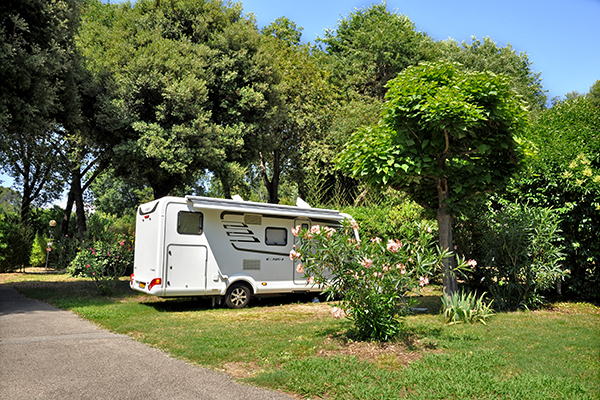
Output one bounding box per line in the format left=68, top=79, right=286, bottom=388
left=225, top=283, right=252, bottom=309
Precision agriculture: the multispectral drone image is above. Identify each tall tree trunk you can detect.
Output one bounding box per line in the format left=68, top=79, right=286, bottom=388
left=61, top=189, right=75, bottom=238
left=71, top=168, right=86, bottom=240
left=436, top=177, right=458, bottom=297
left=259, top=150, right=280, bottom=204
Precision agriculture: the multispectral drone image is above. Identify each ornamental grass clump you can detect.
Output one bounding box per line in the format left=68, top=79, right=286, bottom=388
left=291, top=219, right=456, bottom=341
left=441, top=290, right=494, bottom=325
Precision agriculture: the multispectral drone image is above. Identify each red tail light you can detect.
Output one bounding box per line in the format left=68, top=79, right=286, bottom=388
left=130, top=274, right=134, bottom=285
left=149, top=278, right=162, bottom=290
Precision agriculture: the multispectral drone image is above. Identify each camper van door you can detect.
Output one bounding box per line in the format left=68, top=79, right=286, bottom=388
left=164, top=204, right=208, bottom=296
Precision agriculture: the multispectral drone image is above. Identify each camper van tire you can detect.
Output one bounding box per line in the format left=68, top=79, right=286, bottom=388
left=225, top=283, right=252, bottom=309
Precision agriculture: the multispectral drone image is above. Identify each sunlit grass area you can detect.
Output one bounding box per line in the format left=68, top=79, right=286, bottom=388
left=3, top=272, right=599, bottom=399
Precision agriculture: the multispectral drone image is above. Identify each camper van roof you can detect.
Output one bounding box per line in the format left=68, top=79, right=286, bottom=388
left=184, top=195, right=343, bottom=220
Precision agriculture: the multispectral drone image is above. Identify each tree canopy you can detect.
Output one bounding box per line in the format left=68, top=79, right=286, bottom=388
left=338, top=61, right=529, bottom=294
left=439, top=37, right=546, bottom=111
left=78, top=0, right=279, bottom=199
left=318, top=3, right=436, bottom=100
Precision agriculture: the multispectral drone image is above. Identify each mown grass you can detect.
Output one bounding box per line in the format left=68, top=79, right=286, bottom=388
left=3, top=272, right=599, bottom=400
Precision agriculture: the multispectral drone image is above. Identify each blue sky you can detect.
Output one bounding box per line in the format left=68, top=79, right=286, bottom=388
left=2, top=0, right=599, bottom=189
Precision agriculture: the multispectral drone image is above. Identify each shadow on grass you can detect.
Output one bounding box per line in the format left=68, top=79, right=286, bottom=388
left=4, top=278, right=142, bottom=309
left=143, top=292, right=325, bottom=313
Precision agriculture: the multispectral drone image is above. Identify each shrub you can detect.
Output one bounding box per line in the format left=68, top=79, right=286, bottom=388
left=457, top=203, right=567, bottom=311
left=293, top=219, right=457, bottom=341
left=68, top=232, right=134, bottom=295
left=0, top=213, right=33, bottom=272
left=30, top=233, right=48, bottom=268
left=441, top=290, right=494, bottom=325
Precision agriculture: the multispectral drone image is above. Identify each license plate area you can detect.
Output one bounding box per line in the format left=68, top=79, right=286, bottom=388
left=139, top=282, right=146, bottom=289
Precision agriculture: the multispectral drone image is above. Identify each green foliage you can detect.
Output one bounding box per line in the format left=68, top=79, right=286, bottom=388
left=457, top=203, right=567, bottom=311
left=0, top=0, right=82, bottom=221
left=29, top=233, right=48, bottom=268
left=318, top=2, right=435, bottom=99
left=0, top=212, right=33, bottom=272
left=341, top=193, right=433, bottom=242
left=68, top=232, right=134, bottom=296
left=0, top=186, right=21, bottom=214
left=78, top=0, right=279, bottom=198
left=88, top=170, right=153, bottom=218
left=254, top=27, right=336, bottom=203
left=500, top=93, right=600, bottom=301
left=438, top=36, right=546, bottom=111
left=588, top=79, right=600, bottom=107
left=261, top=16, right=303, bottom=45
left=441, top=290, right=494, bottom=325
left=339, top=61, right=528, bottom=211
left=293, top=219, right=455, bottom=341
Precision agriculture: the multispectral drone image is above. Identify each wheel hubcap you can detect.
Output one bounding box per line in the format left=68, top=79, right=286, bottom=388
left=231, top=288, right=247, bottom=306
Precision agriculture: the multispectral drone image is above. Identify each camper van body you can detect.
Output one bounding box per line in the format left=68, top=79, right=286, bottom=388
left=130, top=195, right=355, bottom=307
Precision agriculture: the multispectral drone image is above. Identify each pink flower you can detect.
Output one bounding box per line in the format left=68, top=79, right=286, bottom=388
left=289, top=249, right=301, bottom=261
left=331, top=307, right=346, bottom=319
left=119, top=241, right=125, bottom=246
left=309, top=225, right=321, bottom=235
left=419, top=276, right=429, bottom=287
left=46, top=247, right=51, bottom=252
left=308, top=276, right=315, bottom=284
left=291, top=226, right=301, bottom=237
left=324, top=226, right=336, bottom=238
left=468, top=259, right=478, bottom=267
left=396, top=263, right=406, bottom=275
left=295, top=264, right=304, bottom=274
left=371, top=237, right=382, bottom=244
left=86, top=264, right=90, bottom=269
left=386, top=239, right=402, bottom=253
left=360, top=258, right=373, bottom=268
left=92, top=272, right=95, bottom=276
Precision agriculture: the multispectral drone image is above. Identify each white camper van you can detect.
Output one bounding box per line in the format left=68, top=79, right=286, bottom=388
left=130, top=195, right=356, bottom=308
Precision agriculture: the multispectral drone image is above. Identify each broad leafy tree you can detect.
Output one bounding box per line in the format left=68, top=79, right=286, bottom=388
left=318, top=3, right=436, bottom=101
left=78, top=0, right=278, bottom=199
left=254, top=20, right=336, bottom=203
left=338, top=62, right=529, bottom=295
left=0, top=0, right=84, bottom=224
left=438, top=37, right=546, bottom=111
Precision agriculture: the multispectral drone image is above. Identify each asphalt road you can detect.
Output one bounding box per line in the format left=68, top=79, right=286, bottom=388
left=0, top=285, right=294, bottom=400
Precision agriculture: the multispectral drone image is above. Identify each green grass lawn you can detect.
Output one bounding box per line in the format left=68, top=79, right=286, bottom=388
left=3, top=272, right=599, bottom=400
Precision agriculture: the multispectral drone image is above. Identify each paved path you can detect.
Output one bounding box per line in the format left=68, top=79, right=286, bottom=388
left=0, top=286, right=294, bottom=400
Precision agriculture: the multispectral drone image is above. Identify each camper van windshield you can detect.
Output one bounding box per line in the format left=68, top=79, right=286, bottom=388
left=178, top=212, right=203, bottom=235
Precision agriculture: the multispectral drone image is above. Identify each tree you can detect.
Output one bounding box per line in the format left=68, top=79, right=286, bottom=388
left=438, top=37, right=547, bottom=111
left=253, top=20, right=336, bottom=203
left=0, top=0, right=81, bottom=224
left=317, top=2, right=436, bottom=100
left=338, top=62, right=529, bottom=295
left=588, top=79, right=600, bottom=107
left=78, top=0, right=278, bottom=199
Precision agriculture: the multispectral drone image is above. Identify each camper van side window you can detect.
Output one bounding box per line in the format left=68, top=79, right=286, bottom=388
left=177, top=212, right=203, bottom=235
left=265, top=227, right=287, bottom=246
